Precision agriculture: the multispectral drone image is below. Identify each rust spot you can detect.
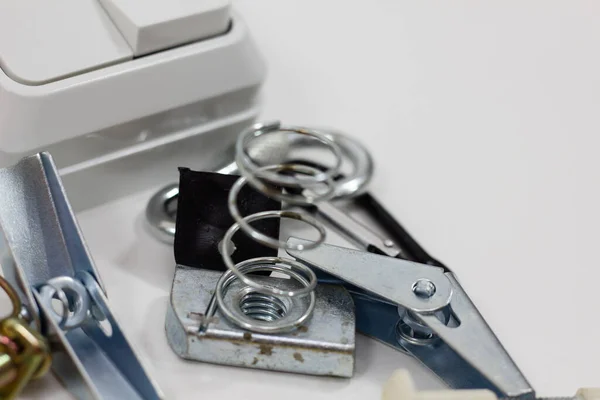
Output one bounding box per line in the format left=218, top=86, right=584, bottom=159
left=187, top=312, right=204, bottom=320
left=199, top=335, right=351, bottom=356
left=293, top=353, right=304, bottom=363
left=243, top=332, right=252, bottom=340
left=252, top=357, right=259, bottom=365
left=297, top=326, right=308, bottom=333
left=259, top=344, right=273, bottom=356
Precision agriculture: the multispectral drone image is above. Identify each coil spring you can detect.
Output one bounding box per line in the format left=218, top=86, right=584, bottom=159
left=214, top=121, right=345, bottom=333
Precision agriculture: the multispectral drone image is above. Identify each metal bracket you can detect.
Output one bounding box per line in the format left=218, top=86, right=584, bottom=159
left=0, top=153, right=163, bottom=399
left=166, top=266, right=356, bottom=377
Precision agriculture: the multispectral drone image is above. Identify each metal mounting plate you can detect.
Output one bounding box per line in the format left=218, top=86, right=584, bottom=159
left=166, top=266, right=356, bottom=377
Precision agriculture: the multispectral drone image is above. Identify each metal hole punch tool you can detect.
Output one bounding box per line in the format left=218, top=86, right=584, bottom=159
left=286, top=237, right=534, bottom=399
left=0, top=153, right=163, bottom=399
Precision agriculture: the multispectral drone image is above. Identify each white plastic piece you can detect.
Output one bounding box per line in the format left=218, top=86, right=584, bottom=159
left=98, top=0, right=231, bottom=56
left=382, top=370, right=497, bottom=400
left=382, top=369, right=600, bottom=400
left=0, top=0, right=132, bottom=85
left=0, top=12, right=264, bottom=211
left=578, top=388, right=600, bottom=400
left=0, top=12, right=263, bottom=154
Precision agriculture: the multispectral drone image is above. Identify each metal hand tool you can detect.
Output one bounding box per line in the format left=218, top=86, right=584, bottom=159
left=0, top=153, right=163, bottom=400
left=286, top=238, right=534, bottom=400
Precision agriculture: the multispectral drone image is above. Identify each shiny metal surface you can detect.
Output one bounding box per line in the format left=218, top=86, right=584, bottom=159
left=145, top=184, right=179, bottom=244
left=218, top=121, right=342, bottom=333
left=165, top=267, right=355, bottom=377
left=293, top=130, right=373, bottom=200
left=213, top=257, right=317, bottom=334
left=287, top=238, right=452, bottom=313
left=0, top=153, right=163, bottom=400
left=235, top=121, right=344, bottom=189
left=226, top=175, right=330, bottom=251
left=286, top=239, right=535, bottom=399
left=145, top=124, right=375, bottom=245
left=0, top=276, right=51, bottom=400
left=144, top=125, right=291, bottom=244
left=38, top=276, right=91, bottom=331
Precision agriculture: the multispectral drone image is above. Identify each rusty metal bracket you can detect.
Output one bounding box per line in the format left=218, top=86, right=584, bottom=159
left=166, top=266, right=356, bottom=377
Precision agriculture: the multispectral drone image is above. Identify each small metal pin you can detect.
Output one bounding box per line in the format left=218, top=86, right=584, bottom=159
left=412, top=279, right=436, bottom=299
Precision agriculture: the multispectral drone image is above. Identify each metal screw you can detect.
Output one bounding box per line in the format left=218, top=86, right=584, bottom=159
left=412, top=279, right=436, bottom=299
left=384, top=239, right=395, bottom=248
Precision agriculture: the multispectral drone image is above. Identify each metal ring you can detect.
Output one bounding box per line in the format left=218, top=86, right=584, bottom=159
left=237, top=164, right=338, bottom=206
left=145, top=183, right=178, bottom=244
left=144, top=127, right=373, bottom=243
left=39, top=276, right=90, bottom=330
left=227, top=167, right=332, bottom=252
left=220, top=215, right=319, bottom=297
left=225, top=206, right=326, bottom=252
left=0, top=276, right=22, bottom=320
left=215, top=260, right=316, bottom=333
left=42, top=283, right=70, bottom=329
left=313, top=131, right=373, bottom=199
left=0, top=335, right=19, bottom=354
left=236, top=121, right=344, bottom=187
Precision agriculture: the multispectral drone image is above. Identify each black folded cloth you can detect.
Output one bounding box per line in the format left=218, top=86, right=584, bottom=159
left=174, top=168, right=281, bottom=271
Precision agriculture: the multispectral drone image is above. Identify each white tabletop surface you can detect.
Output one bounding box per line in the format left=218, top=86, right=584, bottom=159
left=20, top=1, right=600, bottom=398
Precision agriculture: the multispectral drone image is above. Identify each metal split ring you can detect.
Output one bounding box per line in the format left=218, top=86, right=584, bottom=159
left=38, top=276, right=91, bottom=330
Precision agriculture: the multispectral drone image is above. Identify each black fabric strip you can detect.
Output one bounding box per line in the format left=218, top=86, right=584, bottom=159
left=174, top=168, right=281, bottom=271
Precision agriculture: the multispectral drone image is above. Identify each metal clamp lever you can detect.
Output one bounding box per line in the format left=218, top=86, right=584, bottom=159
left=286, top=238, right=535, bottom=400
left=0, top=153, right=163, bottom=400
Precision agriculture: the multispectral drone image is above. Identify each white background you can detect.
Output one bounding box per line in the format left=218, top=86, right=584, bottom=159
left=19, top=1, right=600, bottom=398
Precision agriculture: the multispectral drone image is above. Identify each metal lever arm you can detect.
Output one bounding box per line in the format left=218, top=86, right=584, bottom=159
left=287, top=238, right=451, bottom=313
left=286, top=238, right=534, bottom=399
left=0, top=153, right=163, bottom=400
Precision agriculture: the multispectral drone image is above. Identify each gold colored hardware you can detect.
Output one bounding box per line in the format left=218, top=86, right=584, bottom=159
left=0, top=276, right=51, bottom=400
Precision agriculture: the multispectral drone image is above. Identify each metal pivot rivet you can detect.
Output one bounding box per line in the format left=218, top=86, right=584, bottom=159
left=412, top=279, right=436, bottom=299
left=383, top=239, right=395, bottom=248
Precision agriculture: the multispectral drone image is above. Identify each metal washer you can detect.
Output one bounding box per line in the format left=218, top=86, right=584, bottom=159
left=38, top=276, right=91, bottom=330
